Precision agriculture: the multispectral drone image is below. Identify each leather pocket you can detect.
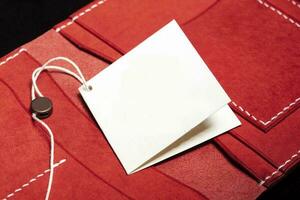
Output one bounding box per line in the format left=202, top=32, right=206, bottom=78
left=0, top=53, right=135, bottom=199
left=49, top=0, right=299, bottom=187
left=0, top=52, right=65, bottom=197
left=22, top=24, right=263, bottom=198
left=182, top=0, right=300, bottom=132
left=0, top=80, right=50, bottom=196
left=55, top=19, right=122, bottom=63
left=54, top=0, right=217, bottom=60
left=0, top=45, right=207, bottom=199
left=55, top=0, right=299, bottom=132
left=179, top=0, right=300, bottom=186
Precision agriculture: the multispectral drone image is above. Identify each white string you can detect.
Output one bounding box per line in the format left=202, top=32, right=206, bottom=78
left=31, top=57, right=90, bottom=200
left=31, top=65, right=85, bottom=100
left=32, top=56, right=89, bottom=100
left=32, top=113, right=55, bottom=200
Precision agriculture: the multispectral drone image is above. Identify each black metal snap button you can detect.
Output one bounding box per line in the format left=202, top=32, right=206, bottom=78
left=31, top=97, right=53, bottom=119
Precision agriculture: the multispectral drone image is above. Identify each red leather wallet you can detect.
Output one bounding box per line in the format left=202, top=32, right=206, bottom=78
left=1, top=0, right=299, bottom=199
left=56, top=0, right=300, bottom=186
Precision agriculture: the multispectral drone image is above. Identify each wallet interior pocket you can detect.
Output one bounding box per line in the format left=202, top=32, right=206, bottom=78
left=45, top=0, right=300, bottom=187
left=1, top=43, right=209, bottom=199
left=53, top=0, right=300, bottom=133
left=55, top=0, right=218, bottom=54
left=179, top=0, right=300, bottom=186
left=181, top=0, right=300, bottom=132
left=55, top=19, right=122, bottom=63
left=0, top=52, right=59, bottom=196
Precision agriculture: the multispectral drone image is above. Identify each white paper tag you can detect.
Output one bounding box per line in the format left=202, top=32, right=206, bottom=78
left=79, top=20, right=241, bottom=174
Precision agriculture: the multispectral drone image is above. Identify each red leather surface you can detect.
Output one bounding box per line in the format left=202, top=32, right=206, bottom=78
left=225, top=109, right=300, bottom=186
left=69, top=0, right=300, bottom=132
left=23, top=29, right=263, bottom=200
left=1, top=0, right=299, bottom=199
left=182, top=0, right=300, bottom=132
left=0, top=50, right=208, bottom=199
left=57, top=0, right=299, bottom=187
left=182, top=0, right=300, bottom=186
left=183, top=0, right=300, bottom=186
left=0, top=53, right=128, bottom=200
left=215, top=132, right=283, bottom=185
left=268, top=0, right=300, bottom=21
left=56, top=20, right=122, bottom=62
left=70, top=0, right=218, bottom=53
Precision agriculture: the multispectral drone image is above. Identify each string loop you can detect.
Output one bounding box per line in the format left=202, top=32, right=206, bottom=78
left=31, top=57, right=89, bottom=200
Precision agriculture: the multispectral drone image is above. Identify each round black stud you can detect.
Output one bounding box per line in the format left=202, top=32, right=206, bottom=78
left=31, top=97, right=53, bottom=119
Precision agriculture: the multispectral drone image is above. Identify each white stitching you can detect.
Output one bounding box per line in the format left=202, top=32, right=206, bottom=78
left=259, top=150, right=300, bottom=185
left=3, top=48, right=297, bottom=128
left=287, top=0, right=300, bottom=8
left=55, top=0, right=107, bottom=32
left=0, top=48, right=27, bottom=67
left=0, top=23, right=299, bottom=188
left=257, top=0, right=300, bottom=28
left=231, top=98, right=300, bottom=126
left=21, top=183, right=29, bottom=188
left=51, top=0, right=299, bottom=126
left=2, top=159, right=66, bottom=200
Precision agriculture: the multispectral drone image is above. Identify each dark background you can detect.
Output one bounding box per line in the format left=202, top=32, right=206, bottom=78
left=0, top=0, right=299, bottom=199
left=0, top=0, right=92, bottom=57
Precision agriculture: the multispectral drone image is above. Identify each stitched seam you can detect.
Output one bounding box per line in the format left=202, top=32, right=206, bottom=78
left=257, top=0, right=300, bottom=28
left=1, top=46, right=299, bottom=188
left=52, top=0, right=300, bottom=126
left=287, top=0, right=300, bottom=8
left=0, top=49, right=134, bottom=199
left=259, top=150, right=300, bottom=185
left=55, top=0, right=107, bottom=32
left=52, top=0, right=299, bottom=127
left=231, top=98, right=300, bottom=126
left=0, top=48, right=27, bottom=66
left=2, top=159, right=66, bottom=200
